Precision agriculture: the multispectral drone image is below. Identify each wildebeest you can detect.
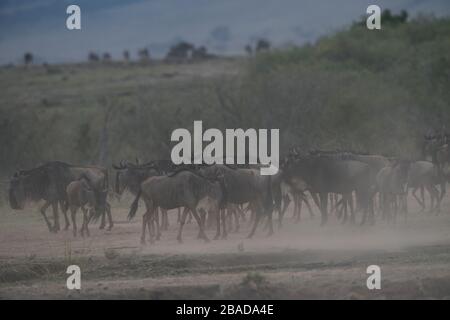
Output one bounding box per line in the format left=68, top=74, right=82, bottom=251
left=9, top=161, right=111, bottom=232
left=283, top=154, right=373, bottom=225
left=376, top=160, right=410, bottom=222
left=198, top=164, right=275, bottom=239
left=113, top=160, right=175, bottom=230
left=128, top=169, right=225, bottom=244
left=66, top=178, right=102, bottom=237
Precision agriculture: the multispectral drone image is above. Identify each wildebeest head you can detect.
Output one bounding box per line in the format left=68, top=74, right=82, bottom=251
left=113, top=160, right=159, bottom=195
left=9, top=171, right=26, bottom=209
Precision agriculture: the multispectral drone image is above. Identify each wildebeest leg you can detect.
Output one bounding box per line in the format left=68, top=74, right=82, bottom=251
left=197, top=209, right=207, bottom=239
left=278, top=193, right=290, bottom=228
left=70, top=206, right=78, bottom=237
left=295, top=195, right=303, bottom=223
left=233, top=209, right=240, bottom=233
left=349, top=193, right=357, bottom=224
left=393, top=195, right=399, bottom=224
left=221, top=209, right=228, bottom=239
left=412, top=187, right=425, bottom=211
left=99, top=210, right=106, bottom=229
left=159, top=209, right=165, bottom=230
left=339, top=196, right=347, bottom=224
left=247, top=203, right=256, bottom=227
left=427, top=184, right=440, bottom=214
left=40, top=201, right=54, bottom=233
left=420, top=186, right=426, bottom=208
left=247, top=205, right=262, bottom=239
left=206, top=208, right=216, bottom=229
left=439, top=181, right=446, bottom=202
left=238, top=204, right=246, bottom=222
left=302, top=194, right=314, bottom=219
left=51, top=202, right=60, bottom=232
left=177, top=207, right=181, bottom=223
left=140, top=211, right=149, bottom=245
left=177, top=207, right=189, bottom=243
left=106, top=202, right=113, bottom=231
left=83, top=208, right=92, bottom=237
left=318, top=193, right=328, bottom=226
left=335, top=196, right=344, bottom=219
left=80, top=207, right=87, bottom=237
left=164, top=209, right=169, bottom=230
left=265, top=204, right=274, bottom=237
left=402, top=193, right=408, bottom=223
left=147, top=210, right=157, bottom=244
left=292, top=193, right=299, bottom=221
left=187, top=211, right=193, bottom=224
left=191, top=208, right=209, bottom=242
left=226, top=209, right=233, bottom=231
left=60, top=201, right=70, bottom=231
left=214, top=209, right=222, bottom=240
left=328, top=194, right=334, bottom=215
left=154, top=208, right=161, bottom=240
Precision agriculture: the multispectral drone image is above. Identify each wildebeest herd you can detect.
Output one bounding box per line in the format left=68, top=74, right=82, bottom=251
left=7, top=132, right=450, bottom=245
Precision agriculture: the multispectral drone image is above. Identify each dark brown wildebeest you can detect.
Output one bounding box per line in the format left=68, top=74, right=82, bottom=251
left=128, top=169, right=225, bottom=244
left=66, top=178, right=102, bottom=237
left=283, top=155, right=373, bottom=225
left=198, top=164, right=275, bottom=239
left=9, top=161, right=111, bottom=232
left=376, top=160, right=410, bottom=222
left=113, top=160, right=176, bottom=231
left=269, top=173, right=311, bottom=228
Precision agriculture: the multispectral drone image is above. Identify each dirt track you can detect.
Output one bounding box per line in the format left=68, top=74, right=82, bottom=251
left=1, top=196, right=450, bottom=299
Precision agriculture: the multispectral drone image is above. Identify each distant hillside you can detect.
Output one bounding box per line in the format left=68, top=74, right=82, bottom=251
left=2, top=0, right=450, bottom=64
left=0, top=15, right=449, bottom=174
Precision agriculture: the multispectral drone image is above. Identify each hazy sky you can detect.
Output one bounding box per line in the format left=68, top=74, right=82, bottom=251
left=0, top=0, right=449, bottom=64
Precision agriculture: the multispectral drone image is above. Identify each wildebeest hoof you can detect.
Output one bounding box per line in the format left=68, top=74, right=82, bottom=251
left=203, top=237, right=210, bottom=243
left=214, top=234, right=220, bottom=240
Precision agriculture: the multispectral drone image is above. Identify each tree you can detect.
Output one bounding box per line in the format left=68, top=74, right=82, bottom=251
left=88, top=52, right=100, bottom=62
left=192, top=46, right=213, bottom=60
left=255, top=39, right=271, bottom=52
left=138, top=48, right=150, bottom=63
left=353, top=9, right=408, bottom=28
left=123, top=50, right=130, bottom=63
left=165, top=42, right=195, bottom=61
left=245, top=44, right=253, bottom=56
left=102, top=52, right=112, bottom=62
left=24, top=52, right=33, bottom=65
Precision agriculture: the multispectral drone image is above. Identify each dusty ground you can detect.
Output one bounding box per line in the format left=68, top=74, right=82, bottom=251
left=1, top=194, right=450, bottom=300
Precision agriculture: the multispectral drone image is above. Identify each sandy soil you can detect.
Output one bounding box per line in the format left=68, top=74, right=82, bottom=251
left=1, top=194, right=450, bottom=299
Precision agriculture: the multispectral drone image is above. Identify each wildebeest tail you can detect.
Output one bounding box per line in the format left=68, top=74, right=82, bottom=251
left=128, top=189, right=141, bottom=220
